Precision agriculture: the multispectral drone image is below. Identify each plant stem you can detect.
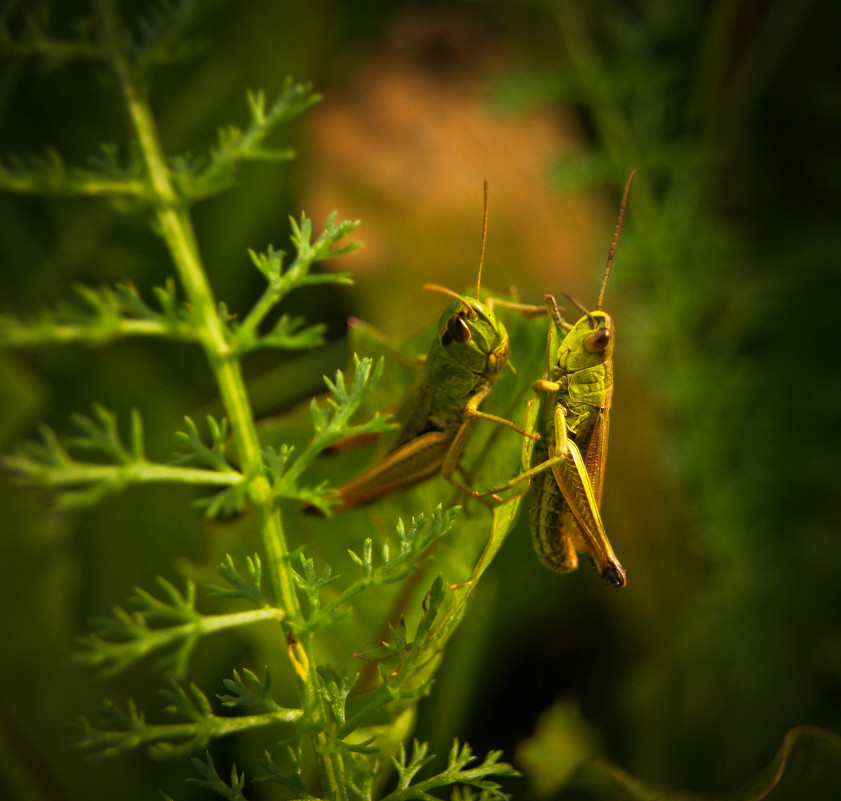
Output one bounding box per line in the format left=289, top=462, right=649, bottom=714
left=9, top=461, right=243, bottom=488
left=95, top=0, right=298, bottom=622
left=96, top=4, right=345, bottom=795
left=0, top=318, right=190, bottom=347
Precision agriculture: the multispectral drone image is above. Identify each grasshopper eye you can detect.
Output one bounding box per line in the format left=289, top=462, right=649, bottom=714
left=444, top=314, right=472, bottom=345
left=585, top=328, right=610, bottom=352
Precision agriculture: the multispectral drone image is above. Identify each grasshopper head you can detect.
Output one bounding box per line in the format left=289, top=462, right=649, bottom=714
left=561, top=310, right=614, bottom=371
left=436, top=296, right=510, bottom=378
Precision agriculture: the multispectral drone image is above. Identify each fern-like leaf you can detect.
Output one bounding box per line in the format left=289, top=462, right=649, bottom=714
left=208, top=554, right=267, bottom=607
left=0, top=278, right=194, bottom=347
left=189, top=752, right=250, bottom=801
left=232, top=213, right=359, bottom=355
left=381, top=739, right=520, bottom=801
left=174, top=82, right=321, bottom=201
left=264, top=355, right=395, bottom=506
left=75, top=575, right=282, bottom=678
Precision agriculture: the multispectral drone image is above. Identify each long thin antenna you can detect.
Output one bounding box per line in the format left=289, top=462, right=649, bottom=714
left=423, top=283, right=471, bottom=305
left=475, top=180, right=489, bottom=300
left=596, top=169, right=636, bottom=310
left=563, top=290, right=590, bottom=317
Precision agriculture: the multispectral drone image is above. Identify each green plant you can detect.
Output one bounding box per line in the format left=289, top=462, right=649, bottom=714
left=0, top=3, right=526, bottom=799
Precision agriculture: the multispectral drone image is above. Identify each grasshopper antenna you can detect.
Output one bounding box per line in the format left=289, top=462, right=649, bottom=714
left=475, top=179, right=489, bottom=301
left=423, top=283, right=470, bottom=304
left=563, top=290, right=597, bottom=328
left=563, top=291, right=591, bottom=317
left=596, top=169, right=636, bottom=310
left=422, top=181, right=490, bottom=319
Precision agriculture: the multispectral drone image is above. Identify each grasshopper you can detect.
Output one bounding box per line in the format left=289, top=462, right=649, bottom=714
left=477, top=172, right=635, bottom=587
left=320, top=183, right=536, bottom=513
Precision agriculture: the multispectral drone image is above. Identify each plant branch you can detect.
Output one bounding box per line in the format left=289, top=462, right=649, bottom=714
left=75, top=689, right=302, bottom=761
left=0, top=280, right=195, bottom=348
left=94, top=4, right=358, bottom=795
left=77, top=606, right=283, bottom=678
left=97, top=0, right=299, bottom=622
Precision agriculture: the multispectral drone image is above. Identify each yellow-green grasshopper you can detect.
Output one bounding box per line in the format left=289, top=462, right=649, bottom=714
left=477, top=172, right=635, bottom=587
left=318, top=184, right=537, bottom=513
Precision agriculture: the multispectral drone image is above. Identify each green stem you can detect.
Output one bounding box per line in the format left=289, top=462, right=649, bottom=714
left=0, top=172, right=144, bottom=197
left=85, top=710, right=303, bottom=755
left=0, top=319, right=193, bottom=347
left=198, top=607, right=284, bottom=632
left=96, top=0, right=297, bottom=621
left=82, top=608, right=287, bottom=674
left=236, top=248, right=311, bottom=341
left=304, top=631, right=350, bottom=801
left=8, top=460, right=243, bottom=489
left=0, top=40, right=105, bottom=63
left=96, top=4, right=342, bottom=796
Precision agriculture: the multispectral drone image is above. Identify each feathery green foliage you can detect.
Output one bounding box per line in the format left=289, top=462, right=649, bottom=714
left=0, top=3, right=521, bottom=799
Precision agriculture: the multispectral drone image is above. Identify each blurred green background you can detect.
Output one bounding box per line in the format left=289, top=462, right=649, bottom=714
left=2, top=0, right=841, bottom=799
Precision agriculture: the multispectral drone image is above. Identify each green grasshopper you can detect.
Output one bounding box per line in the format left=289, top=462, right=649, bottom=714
left=321, top=184, right=536, bottom=513
left=478, top=172, right=635, bottom=587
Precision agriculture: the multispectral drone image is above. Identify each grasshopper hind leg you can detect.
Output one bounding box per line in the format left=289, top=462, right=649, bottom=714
left=601, top=563, right=626, bottom=588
